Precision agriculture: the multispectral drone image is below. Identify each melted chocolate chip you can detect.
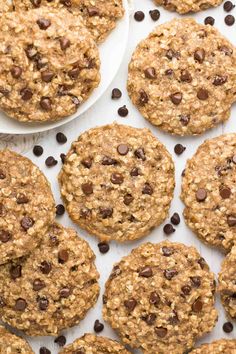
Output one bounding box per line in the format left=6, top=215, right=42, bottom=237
left=164, top=269, right=178, bottom=280
left=81, top=157, right=92, bottom=168
left=40, top=261, right=52, bottom=274
left=227, top=215, right=236, bottom=226
left=87, top=6, right=100, bottom=16
left=20, top=88, right=33, bottom=101
left=59, top=37, right=71, bottom=50
left=111, top=173, right=124, bottom=185
left=11, top=66, right=22, bottom=79
left=41, top=71, right=54, bottom=83
left=0, top=230, right=11, bottom=243
left=162, top=246, right=174, bottom=256
left=124, top=194, right=134, bottom=206
left=60, top=287, right=71, bottom=298
left=130, top=167, right=141, bottom=176
left=14, top=298, right=27, bottom=311
left=58, top=249, right=69, bottom=263
left=33, top=279, right=46, bottom=291
left=170, top=92, right=182, bottom=105
left=54, top=335, right=66, bottom=347
left=149, top=291, right=160, bottom=306
left=10, top=265, right=22, bottom=279
left=16, top=194, right=29, bottom=204
left=192, top=298, right=203, bottom=312
left=21, top=216, right=34, bottom=230
left=99, top=207, right=113, bottom=219
left=124, top=298, right=137, bottom=311
left=194, top=48, right=205, bottom=63
left=155, top=327, right=167, bottom=338
left=139, top=267, right=153, bottom=278
left=101, top=156, right=117, bottom=165
left=182, top=285, right=191, bottom=295
left=38, top=297, right=49, bottom=311
left=144, top=67, right=156, bottom=79
left=134, top=148, right=146, bottom=161
left=37, top=18, right=51, bottom=30
left=142, top=183, right=153, bottom=195
left=81, top=182, right=93, bottom=195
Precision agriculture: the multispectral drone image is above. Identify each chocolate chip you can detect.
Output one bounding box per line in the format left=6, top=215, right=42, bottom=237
left=45, top=156, right=58, bottom=167
left=134, top=11, right=145, bottom=21
left=99, top=207, right=113, bottom=219
left=39, top=347, right=51, bottom=354
left=25, top=45, right=37, bottom=59
left=170, top=92, right=182, bottom=105
left=198, top=257, right=207, bottom=269
left=59, top=37, right=71, bottom=50
left=213, top=75, right=227, bottom=86
left=223, top=321, right=233, bottom=333
left=111, top=88, right=122, bottom=99
left=130, top=167, right=141, bottom=176
left=224, top=1, right=235, bottom=11
left=182, top=285, right=191, bottom=295
left=94, top=320, right=104, bottom=333
left=20, top=87, right=33, bottom=101
left=204, top=16, right=215, bottom=25
left=196, top=188, right=207, bottom=202
left=117, top=144, right=129, bottom=155
left=16, top=194, right=29, bottom=204
left=118, top=105, right=128, bottom=117
left=111, top=173, right=124, bottom=185
left=40, top=97, right=52, bottom=111
left=197, top=88, right=209, bottom=100
left=37, top=18, right=51, bottom=30
left=15, top=298, right=27, bottom=311
left=139, top=89, right=149, bottom=105
left=163, top=224, right=175, bottom=235
left=81, top=182, right=93, bottom=195
left=81, top=157, right=92, bottom=168
left=180, top=70, right=192, bottom=82
left=219, top=45, right=233, bottom=55
left=0, top=87, right=9, bottom=96
left=134, top=148, right=146, bottom=161
left=11, top=66, right=22, bottom=79
left=227, top=215, right=236, bottom=226
left=31, top=0, right=41, bottom=7
left=10, top=265, right=22, bottom=279
left=87, top=6, right=100, bottom=16
left=60, top=287, right=71, bottom=298
left=40, top=261, right=52, bottom=274
left=174, top=144, right=186, bottom=155
left=0, top=230, right=11, bottom=243
left=194, top=48, right=205, bottom=63
left=55, top=335, right=66, bottom=347
left=169, top=311, right=179, bottom=324
left=58, top=249, right=69, bottom=263
left=142, top=183, right=153, bottom=195
left=21, top=216, right=34, bottom=230
left=155, top=327, right=167, bottom=338
left=68, top=67, right=80, bottom=79
left=124, top=194, right=134, bottom=205
left=33, top=279, right=45, bottom=291
left=124, top=298, right=137, bottom=311
left=38, top=297, right=49, bottom=310
left=143, top=313, right=157, bottom=325
left=164, top=269, right=178, bottom=280
left=33, top=145, right=43, bottom=156
left=60, top=153, right=66, bottom=164
left=166, top=49, right=180, bottom=60
left=225, top=14, right=235, bottom=25
left=41, top=71, right=54, bottom=83
left=170, top=212, right=180, bottom=225
left=149, top=291, right=160, bottom=306
left=0, top=296, right=5, bottom=308
left=220, top=187, right=231, bottom=199
left=149, top=9, right=160, bottom=21
left=144, top=67, right=156, bottom=79
left=180, top=114, right=190, bottom=126
left=0, top=170, right=6, bottom=179
left=165, top=69, right=173, bottom=76
left=98, top=242, right=110, bottom=254
left=101, top=156, right=117, bottom=165
left=191, top=276, right=201, bottom=287
left=192, top=298, right=203, bottom=312
left=56, top=204, right=65, bottom=216
left=139, top=267, right=153, bottom=278
left=162, top=246, right=174, bottom=256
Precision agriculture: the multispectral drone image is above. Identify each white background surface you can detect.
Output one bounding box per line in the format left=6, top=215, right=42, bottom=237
left=1, top=0, right=236, bottom=352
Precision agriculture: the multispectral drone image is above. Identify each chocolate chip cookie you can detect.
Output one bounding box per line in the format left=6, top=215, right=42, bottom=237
left=0, top=223, right=100, bottom=336
left=13, top=0, right=124, bottom=43
left=154, top=0, right=222, bottom=14
left=103, top=241, right=217, bottom=354
left=191, top=339, right=236, bottom=353
left=0, top=325, right=34, bottom=353
left=58, top=123, right=175, bottom=242
left=127, top=18, right=236, bottom=136
left=0, top=149, right=55, bottom=265
left=60, top=333, right=131, bottom=353
left=218, top=246, right=236, bottom=319
left=0, top=7, right=100, bottom=123
left=181, top=134, right=236, bottom=252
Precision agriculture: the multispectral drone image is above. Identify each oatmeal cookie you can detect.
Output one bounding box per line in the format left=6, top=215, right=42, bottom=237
left=154, top=0, right=222, bottom=14
left=0, top=149, right=55, bottom=265
left=191, top=339, right=236, bottom=353
left=0, top=223, right=100, bottom=336
left=0, top=326, right=34, bottom=354
left=0, top=7, right=100, bottom=123
left=218, top=246, right=236, bottom=318
left=13, top=0, right=124, bottom=43
left=60, top=333, right=131, bottom=353
left=103, top=241, right=217, bottom=354
left=181, top=134, right=236, bottom=252
left=58, top=123, right=175, bottom=242
left=127, top=18, right=236, bottom=136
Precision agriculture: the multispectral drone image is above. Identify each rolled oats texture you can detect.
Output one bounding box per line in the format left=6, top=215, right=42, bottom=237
left=0, top=325, right=34, bottom=353
left=190, top=339, right=236, bottom=353
left=153, top=0, right=223, bottom=14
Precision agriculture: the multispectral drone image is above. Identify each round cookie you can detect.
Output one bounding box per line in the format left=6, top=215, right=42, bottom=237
left=153, top=0, right=222, bottom=14
left=0, top=223, right=100, bottom=336
left=58, top=123, right=175, bottom=242
left=0, top=325, right=34, bottom=354
left=127, top=18, right=236, bottom=136
left=218, top=246, right=236, bottom=318
left=60, top=333, right=131, bottom=353
left=0, top=149, right=55, bottom=265
left=13, top=0, right=124, bottom=44
left=103, top=241, right=217, bottom=354
left=0, top=7, right=100, bottom=123
left=190, top=339, right=236, bottom=353
left=181, top=133, right=236, bottom=252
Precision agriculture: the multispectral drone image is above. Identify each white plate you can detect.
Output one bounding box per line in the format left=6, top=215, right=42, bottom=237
left=0, top=0, right=130, bottom=135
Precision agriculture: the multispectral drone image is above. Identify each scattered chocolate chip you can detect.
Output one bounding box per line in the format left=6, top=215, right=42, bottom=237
left=170, top=92, right=182, bottom=105
left=16, top=194, right=29, bottom=204
left=155, top=327, right=167, bottom=338
left=170, top=213, right=180, bottom=225
left=142, top=183, right=153, bottom=195
left=194, top=48, right=206, bottom=63
left=139, top=266, right=153, bottom=278
left=37, top=18, right=51, bottom=30
left=0, top=170, right=6, bottom=179
left=10, top=265, right=22, bottom=279
left=111, top=173, right=124, bottom=185
left=68, top=67, right=80, bottom=79
left=81, top=182, right=93, bottom=195
left=33, top=279, right=45, bottom=291
left=180, top=70, right=192, bottom=82
left=164, top=269, right=178, bottom=280
left=40, top=261, right=52, bottom=274
left=139, top=89, right=149, bottom=105
left=55, top=335, right=66, bottom=347
left=60, top=287, right=71, bottom=298
left=165, top=69, right=173, bottom=76
left=191, top=276, right=201, bottom=287
left=111, top=88, right=122, bottom=99
left=98, top=242, right=110, bottom=254
left=124, top=298, right=137, bottom=311
left=56, top=204, right=65, bottom=216
left=149, top=291, right=160, bottom=306
left=220, top=187, right=231, bottom=199
left=198, top=257, right=207, bottom=269
left=20, top=87, right=33, bottom=101
left=60, top=153, right=66, bottom=164
left=134, top=148, right=146, bottom=161
left=58, top=249, right=69, bottom=263
left=38, top=297, right=49, bottom=311
left=40, top=97, right=52, bottom=111
left=130, top=167, right=141, bottom=176
left=0, top=87, right=9, bottom=96
left=143, top=313, right=157, bottom=325
left=182, top=285, right=191, bottom=295
left=219, top=45, right=233, bottom=55
left=11, top=66, right=22, bottom=79
left=101, top=156, right=117, bottom=165
left=56, top=132, right=67, bottom=144
left=149, top=9, right=160, bottom=21
left=225, top=14, right=235, bottom=25
left=196, top=188, right=207, bottom=202
left=223, top=321, right=233, bottom=333
left=59, top=37, right=71, bottom=50
left=124, top=194, right=134, bottom=206
left=81, top=157, right=92, bottom=168
left=224, top=1, right=235, bottom=11
left=144, top=67, right=156, bottom=79
left=162, top=246, right=174, bottom=257
left=14, top=298, right=27, bottom=311
left=39, top=348, right=51, bottom=354
left=118, top=105, right=128, bottom=117
left=227, top=215, right=236, bottom=226
left=213, top=75, right=228, bottom=86
left=99, top=207, right=113, bottom=219
left=31, top=0, right=41, bottom=7
left=21, top=216, right=34, bottom=230
left=117, top=144, right=129, bottom=155
left=0, top=230, right=11, bottom=243
left=94, top=319, right=104, bottom=333
left=204, top=16, right=215, bottom=25
left=180, top=114, right=190, bottom=126
left=45, top=156, right=58, bottom=167
left=41, top=71, right=54, bottom=83
left=87, top=6, right=100, bottom=16
left=197, top=88, right=209, bottom=100
left=33, top=145, right=43, bottom=156
left=192, top=298, right=203, bottom=312
left=166, top=49, right=180, bottom=60
left=163, top=224, right=175, bottom=235
left=134, top=11, right=145, bottom=21
left=174, top=144, right=186, bottom=155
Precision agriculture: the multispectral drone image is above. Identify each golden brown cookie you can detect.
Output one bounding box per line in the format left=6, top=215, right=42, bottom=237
left=154, top=0, right=222, bottom=14
left=58, top=123, right=175, bottom=242
left=190, top=339, right=236, bottom=353
left=103, top=241, right=217, bottom=354
left=0, top=223, right=100, bottom=336
left=0, top=7, right=100, bottom=123
left=181, top=133, right=236, bottom=252
left=127, top=18, right=236, bottom=136
left=0, top=149, right=55, bottom=265
left=0, top=326, right=34, bottom=354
